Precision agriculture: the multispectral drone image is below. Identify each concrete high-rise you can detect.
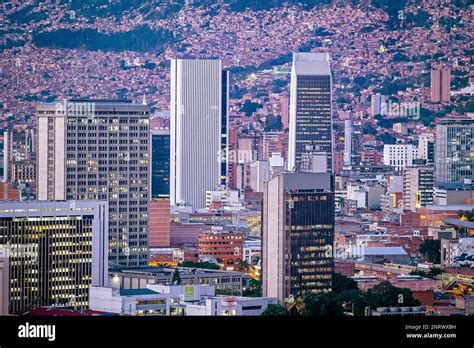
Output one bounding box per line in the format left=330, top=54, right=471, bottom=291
left=288, top=53, right=332, bottom=172
left=403, top=166, right=434, bottom=212
left=170, top=59, right=229, bottom=209
left=262, top=172, right=334, bottom=303
left=0, top=201, right=108, bottom=314
left=435, top=118, right=474, bottom=184
left=36, top=100, right=150, bottom=267
left=431, top=68, right=451, bottom=103
left=370, top=93, right=387, bottom=116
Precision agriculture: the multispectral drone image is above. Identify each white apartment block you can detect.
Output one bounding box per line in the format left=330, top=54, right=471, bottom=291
left=383, top=144, right=418, bottom=171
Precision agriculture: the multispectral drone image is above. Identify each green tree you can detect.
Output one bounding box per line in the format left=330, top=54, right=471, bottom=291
left=261, top=304, right=289, bottom=316
left=336, top=289, right=369, bottom=316
left=243, top=279, right=262, bottom=297
left=365, top=281, right=420, bottom=308
left=332, top=272, right=359, bottom=293
left=303, top=293, right=344, bottom=316
left=180, top=261, right=220, bottom=270
left=419, top=239, right=441, bottom=264
left=172, top=268, right=181, bottom=285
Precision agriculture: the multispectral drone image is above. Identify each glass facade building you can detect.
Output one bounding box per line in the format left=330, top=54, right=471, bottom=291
left=0, top=201, right=108, bottom=314
left=263, top=172, right=334, bottom=303
left=289, top=53, right=332, bottom=173
left=435, top=118, right=473, bottom=184
left=151, top=129, right=170, bottom=198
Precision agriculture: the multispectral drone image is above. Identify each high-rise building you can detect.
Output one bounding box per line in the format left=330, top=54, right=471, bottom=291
left=36, top=100, right=150, bottom=267
left=431, top=68, right=451, bottom=103
left=288, top=52, right=332, bottom=172
left=0, top=129, right=4, bottom=182
left=403, top=166, right=434, bottom=212
left=262, top=172, right=334, bottom=303
left=3, top=128, right=36, bottom=198
left=417, top=133, right=435, bottom=164
left=0, top=200, right=108, bottom=314
left=227, top=127, right=239, bottom=190
left=170, top=59, right=229, bottom=209
left=383, top=144, right=418, bottom=171
left=151, top=129, right=170, bottom=199
left=370, top=93, right=387, bottom=116
left=435, top=118, right=474, bottom=184
left=343, top=120, right=361, bottom=167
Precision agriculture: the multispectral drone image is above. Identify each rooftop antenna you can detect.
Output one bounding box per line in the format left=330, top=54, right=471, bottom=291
left=142, top=93, right=147, bottom=105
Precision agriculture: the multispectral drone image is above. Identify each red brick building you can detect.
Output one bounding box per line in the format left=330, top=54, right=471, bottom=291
left=198, top=228, right=243, bottom=271
left=0, top=183, right=21, bottom=200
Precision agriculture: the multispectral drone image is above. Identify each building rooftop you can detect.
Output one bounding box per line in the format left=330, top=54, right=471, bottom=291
left=436, top=182, right=474, bottom=190
left=293, top=52, right=331, bottom=76
left=363, top=246, right=408, bottom=256
left=444, top=219, right=474, bottom=229
left=111, top=266, right=243, bottom=277
left=424, top=205, right=474, bottom=211
left=119, top=288, right=160, bottom=296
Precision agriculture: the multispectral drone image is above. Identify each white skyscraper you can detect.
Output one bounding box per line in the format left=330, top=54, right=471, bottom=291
left=170, top=59, right=229, bottom=209
left=288, top=52, right=332, bottom=172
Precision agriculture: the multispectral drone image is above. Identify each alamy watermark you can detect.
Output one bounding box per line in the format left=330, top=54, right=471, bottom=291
left=324, top=243, right=366, bottom=260
left=380, top=100, right=420, bottom=120
left=55, top=100, right=96, bottom=117
left=0, top=242, right=38, bottom=262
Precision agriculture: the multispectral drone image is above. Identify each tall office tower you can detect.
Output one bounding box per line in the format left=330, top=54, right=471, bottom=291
left=370, top=93, right=387, bottom=116
left=435, top=118, right=474, bottom=184
left=0, top=201, right=108, bottom=314
left=0, top=129, right=4, bottom=182
left=37, top=100, right=150, bottom=267
left=227, top=127, right=239, bottom=190
left=383, top=144, right=418, bottom=171
left=262, top=172, right=334, bottom=303
left=431, top=68, right=451, bottom=103
left=3, top=128, right=36, bottom=192
left=149, top=129, right=171, bottom=248
left=151, top=129, right=170, bottom=199
left=288, top=52, right=332, bottom=173
left=403, top=166, right=434, bottom=212
left=170, top=59, right=229, bottom=209
left=417, top=133, right=435, bottom=164
left=344, top=120, right=353, bottom=167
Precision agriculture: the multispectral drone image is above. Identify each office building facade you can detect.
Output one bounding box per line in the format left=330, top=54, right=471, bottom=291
left=435, top=118, right=473, bottom=184
left=288, top=53, right=332, bottom=172
left=151, top=129, right=170, bottom=199
left=170, top=59, right=229, bottom=209
left=36, top=100, right=150, bottom=267
left=403, top=166, right=434, bottom=212
left=0, top=201, right=108, bottom=314
left=383, top=144, right=418, bottom=171
left=263, top=172, right=334, bottom=303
